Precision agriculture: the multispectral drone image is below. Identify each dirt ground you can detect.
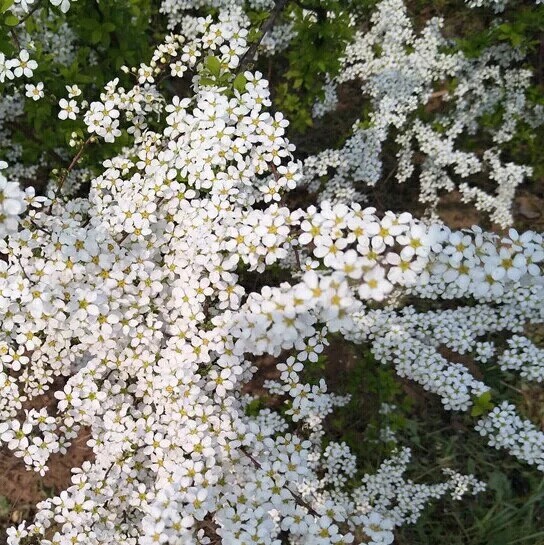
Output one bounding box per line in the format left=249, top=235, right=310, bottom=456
left=0, top=427, right=93, bottom=527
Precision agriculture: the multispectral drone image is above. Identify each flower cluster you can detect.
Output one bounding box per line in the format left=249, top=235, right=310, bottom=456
left=13, top=0, right=75, bottom=14
left=0, top=14, right=398, bottom=545
left=476, top=402, right=544, bottom=471
left=307, top=0, right=541, bottom=226
left=466, top=0, right=543, bottom=13
left=352, top=448, right=485, bottom=527
left=0, top=163, right=33, bottom=237
left=498, top=336, right=544, bottom=382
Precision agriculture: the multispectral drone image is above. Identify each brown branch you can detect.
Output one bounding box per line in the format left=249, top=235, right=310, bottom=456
left=293, top=246, right=303, bottom=271
left=26, top=216, right=52, bottom=236
left=10, top=29, right=21, bottom=51
left=238, top=0, right=290, bottom=71
left=54, top=136, right=94, bottom=200
left=16, top=0, right=44, bottom=26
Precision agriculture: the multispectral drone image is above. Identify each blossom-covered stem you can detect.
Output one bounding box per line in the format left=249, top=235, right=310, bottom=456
left=241, top=447, right=320, bottom=517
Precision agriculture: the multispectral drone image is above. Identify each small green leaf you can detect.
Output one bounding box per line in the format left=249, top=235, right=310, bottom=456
left=245, top=398, right=263, bottom=417
left=199, top=76, right=216, bottom=87
left=25, top=15, right=36, bottom=32
left=233, top=73, right=247, bottom=93
left=4, top=13, right=18, bottom=25
left=90, top=28, right=102, bottom=44
left=0, top=495, right=10, bottom=516
left=488, top=471, right=512, bottom=499
left=0, top=0, right=14, bottom=14
left=471, top=390, right=494, bottom=417
left=205, top=55, right=221, bottom=77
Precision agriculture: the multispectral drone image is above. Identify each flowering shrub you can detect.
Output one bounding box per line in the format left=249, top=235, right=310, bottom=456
left=0, top=0, right=543, bottom=544
left=306, top=0, right=543, bottom=224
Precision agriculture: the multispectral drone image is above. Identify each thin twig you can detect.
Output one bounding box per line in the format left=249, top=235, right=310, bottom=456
left=27, top=216, right=52, bottom=236
left=16, top=255, right=32, bottom=282
left=54, top=136, right=94, bottom=201
left=293, top=246, right=303, bottom=271
left=16, top=0, right=44, bottom=26
left=241, top=447, right=320, bottom=517
left=10, top=29, right=21, bottom=51
left=238, top=0, right=290, bottom=71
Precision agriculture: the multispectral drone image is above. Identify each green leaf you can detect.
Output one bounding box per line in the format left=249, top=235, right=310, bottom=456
left=101, top=32, right=111, bottom=48
left=245, top=398, right=263, bottom=416
left=199, top=76, right=216, bottom=87
left=4, top=12, right=18, bottom=25
left=0, top=496, right=10, bottom=516
left=470, top=390, right=494, bottom=417
left=488, top=471, right=512, bottom=499
left=0, top=0, right=14, bottom=14
left=205, top=55, right=221, bottom=77
left=90, top=28, right=102, bottom=44
left=233, top=73, right=247, bottom=93
left=25, top=15, right=36, bottom=32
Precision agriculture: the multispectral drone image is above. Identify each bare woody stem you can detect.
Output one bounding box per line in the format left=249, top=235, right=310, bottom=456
left=54, top=136, right=94, bottom=200
left=293, top=246, right=303, bottom=271
left=238, top=0, right=290, bottom=71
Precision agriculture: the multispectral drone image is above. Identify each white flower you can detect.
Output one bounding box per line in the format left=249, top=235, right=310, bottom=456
left=358, top=267, right=393, bottom=301
left=25, top=82, right=44, bottom=101
left=0, top=53, right=15, bottom=83
left=58, top=98, right=79, bottom=120
left=50, top=0, right=72, bottom=13
left=12, top=50, right=38, bottom=78
left=66, top=84, right=82, bottom=98
left=170, top=61, right=187, bottom=77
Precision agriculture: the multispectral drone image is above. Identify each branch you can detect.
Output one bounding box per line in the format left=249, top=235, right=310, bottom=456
left=16, top=0, right=44, bottom=26
left=54, top=136, right=94, bottom=200
left=293, top=246, right=303, bottom=271
left=241, top=447, right=320, bottom=517
left=238, top=0, right=290, bottom=71
left=10, top=29, right=21, bottom=51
